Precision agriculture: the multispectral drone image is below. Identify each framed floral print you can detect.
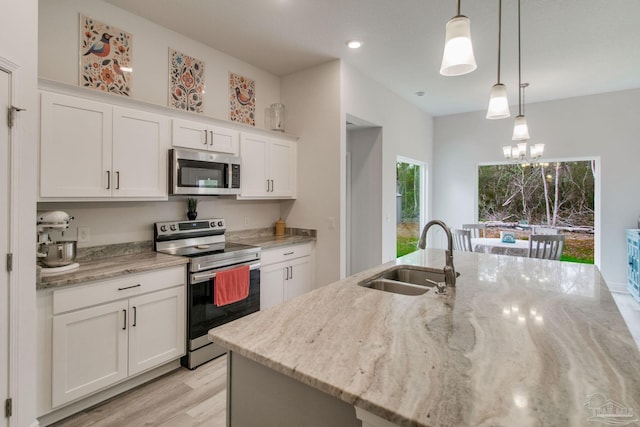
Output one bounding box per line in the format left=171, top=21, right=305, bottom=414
left=169, top=48, right=205, bottom=113
left=79, top=14, right=132, bottom=96
left=229, top=72, right=255, bottom=126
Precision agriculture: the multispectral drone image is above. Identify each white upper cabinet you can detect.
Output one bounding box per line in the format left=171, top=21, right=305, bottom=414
left=172, top=118, right=239, bottom=155
left=40, top=91, right=169, bottom=200
left=238, top=132, right=296, bottom=199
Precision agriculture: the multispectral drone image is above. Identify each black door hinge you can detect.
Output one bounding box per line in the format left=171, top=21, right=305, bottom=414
left=5, top=398, right=11, bottom=418
left=7, top=106, right=25, bottom=128
left=6, top=253, right=12, bottom=272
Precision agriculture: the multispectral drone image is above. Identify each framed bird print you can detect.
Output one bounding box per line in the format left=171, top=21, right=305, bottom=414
left=79, top=14, right=132, bottom=96
left=229, top=72, right=255, bottom=126
left=169, top=48, right=205, bottom=113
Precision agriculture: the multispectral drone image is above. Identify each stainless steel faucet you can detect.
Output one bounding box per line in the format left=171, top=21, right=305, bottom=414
left=417, top=220, right=457, bottom=287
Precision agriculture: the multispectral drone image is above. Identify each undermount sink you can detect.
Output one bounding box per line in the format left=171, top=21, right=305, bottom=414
left=358, top=265, right=460, bottom=296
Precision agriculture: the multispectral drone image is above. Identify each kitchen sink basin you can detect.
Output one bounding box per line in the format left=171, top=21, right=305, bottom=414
left=358, top=265, right=460, bottom=295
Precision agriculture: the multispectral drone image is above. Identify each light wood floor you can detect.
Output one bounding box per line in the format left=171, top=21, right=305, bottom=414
left=51, top=355, right=227, bottom=427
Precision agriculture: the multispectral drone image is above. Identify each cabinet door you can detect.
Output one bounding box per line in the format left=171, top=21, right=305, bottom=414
left=128, top=287, right=185, bottom=375
left=260, top=263, right=286, bottom=310
left=209, top=126, right=239, bottom=154
left=40, top=91, right=112, bottom=197
left=52, top=300, right=128, bottom=407
left=269, top=138, right=296, bottom=197
left=112, top=107, right=169, bottom=198
left=171, top=118, right=208, bottom=150
left=239, top=133, right=270, bottom=197
left=284, top=256, right=313, bottom=301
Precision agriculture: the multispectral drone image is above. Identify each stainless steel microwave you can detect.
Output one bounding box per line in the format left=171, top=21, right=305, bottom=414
left=169, top=148, right=241, bottom=195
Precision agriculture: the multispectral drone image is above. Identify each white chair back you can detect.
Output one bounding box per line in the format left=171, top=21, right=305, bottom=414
left=462, top=223, right=486, bottom=239
left=532, top=226, right=559, bottom=235
left=528, top=234, right=565, bottom=260
left=452, top=229, right=473, bottom=252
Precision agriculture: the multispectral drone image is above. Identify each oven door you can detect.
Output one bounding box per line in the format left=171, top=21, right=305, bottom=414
left=170, top=148, right=241, bottom=195
left=188, top=260, right=260, bottom=350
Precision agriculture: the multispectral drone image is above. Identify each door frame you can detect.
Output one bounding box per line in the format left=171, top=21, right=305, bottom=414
left=0, top=56, right=21, bottom=427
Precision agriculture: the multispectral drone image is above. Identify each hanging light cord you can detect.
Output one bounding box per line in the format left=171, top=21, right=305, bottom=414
left=497, top=0, right=502, bottom=84
left=457, top=0, right=461, bottom=17
left=517, top=0, right=522, bottom=116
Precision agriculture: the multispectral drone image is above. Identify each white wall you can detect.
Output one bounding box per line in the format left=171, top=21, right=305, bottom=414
left=433, top=89, right=640, bottom=290
left=38, top=0, right=281, bottom=125
left=1, top=0, right=39, bottom=424
left=37, top=0, right=287, bottom=246
left=341, top=63, right=434, bottom=264
left=281, top=61, right=342, bottom=287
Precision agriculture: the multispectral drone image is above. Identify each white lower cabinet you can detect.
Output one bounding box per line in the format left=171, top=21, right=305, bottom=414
left=260, top=242, right=314, bottom=310
left=49, top=266, right=185, bottom=408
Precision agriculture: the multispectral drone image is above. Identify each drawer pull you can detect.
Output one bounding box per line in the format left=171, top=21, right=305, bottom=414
left=122, top=309, right=127, bottom=330
left=118, top=284, right=141, bottom=291
left=283, top=252, right=294, bottom=256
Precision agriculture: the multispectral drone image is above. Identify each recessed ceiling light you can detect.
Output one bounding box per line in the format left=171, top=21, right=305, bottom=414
left=346, top=40, right=362, bottom=49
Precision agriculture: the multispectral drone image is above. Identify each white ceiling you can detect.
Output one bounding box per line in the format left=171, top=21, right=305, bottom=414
left=105, top=0, right=640, bottom=117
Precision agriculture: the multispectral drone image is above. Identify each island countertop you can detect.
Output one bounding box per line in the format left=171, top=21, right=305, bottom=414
left=209, top=249, right=640, bottom=426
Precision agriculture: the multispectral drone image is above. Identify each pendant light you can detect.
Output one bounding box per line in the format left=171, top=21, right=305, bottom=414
left=440, top=0, right=477, bottom=76
left=512, top=0, right=530, bottom=140
left=486, top=0, right=510, bottom=119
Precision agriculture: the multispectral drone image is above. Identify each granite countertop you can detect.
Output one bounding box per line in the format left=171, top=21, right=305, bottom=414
left=227, top=227, right=316, bottom=250
left=209, top=249, right=640, bottom=426
left=37, top=251, right=188, bottom=290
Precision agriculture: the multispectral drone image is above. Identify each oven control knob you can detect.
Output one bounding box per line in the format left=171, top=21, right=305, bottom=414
left=160, top=225, right=167, bottom=232
left=217, top=221, right=224, bottom=227
left=210, top=222, right=216, bottom=228
left=170, top=224, right=177, bottom=231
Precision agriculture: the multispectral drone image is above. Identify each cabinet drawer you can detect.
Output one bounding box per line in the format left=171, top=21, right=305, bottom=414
left=261, top=242, right=312, bottom=266
left=53, top=266, right=185, bottom=314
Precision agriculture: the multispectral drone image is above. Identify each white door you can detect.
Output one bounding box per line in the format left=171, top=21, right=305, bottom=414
left=112, top=107, right=169, bottom=198
left=239, top=133, right=269, bottom=197
left=127, top=287, right=185, bottom=375
left=260, top=263, right=286, bottom=310
left=51, top=300, right=129, bottom=407
left=269, top=138, right=295, bottom=197
left=284, top=256, right=313, bottom=301
left=0, top=68, right=10, bottom=427
left=40, top=92, right=112, bottom=197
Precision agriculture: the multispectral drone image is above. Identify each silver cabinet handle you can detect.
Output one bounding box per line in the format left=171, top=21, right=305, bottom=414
left=289, top=266, right=293, bottom=280
left=283, top=252, right=294, bottom=256
left=270, top=179, right=274, bottom=192
left=116, top=171, right=120, bottom=189
left=122, top=309, right=127, bottom=330
left=210, top=130, right=214, bottom=145
left=132, top=306, right=137, bottom=327
left=266, top=180, right=270, bottom=192
left=204, top=129, right=208, bottom=146
left=106, top=171, right=111, bottom=189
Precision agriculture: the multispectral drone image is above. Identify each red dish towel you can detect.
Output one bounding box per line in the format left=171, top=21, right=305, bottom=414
left=214, top=265, right=250, bottom=307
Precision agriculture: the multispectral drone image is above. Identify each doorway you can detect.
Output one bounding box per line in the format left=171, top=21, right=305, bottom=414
left=345, top=117, right=382, bottom=276
left=396, top=157, right=426, bottom=257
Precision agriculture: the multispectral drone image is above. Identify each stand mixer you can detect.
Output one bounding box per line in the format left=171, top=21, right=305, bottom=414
left=37, top=211, right=79, bottom=275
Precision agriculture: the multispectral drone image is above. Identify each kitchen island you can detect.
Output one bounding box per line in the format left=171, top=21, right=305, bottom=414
left=209, top=249, right=640, bottom=426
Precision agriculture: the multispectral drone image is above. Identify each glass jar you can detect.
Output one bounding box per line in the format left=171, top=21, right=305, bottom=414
left=269, top=103, right=286, bottom=132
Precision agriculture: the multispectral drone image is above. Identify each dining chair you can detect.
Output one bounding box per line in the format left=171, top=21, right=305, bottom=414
left=531, top=226, right=559, bottom=235
left=462, top=223, right=486, bottom=239
left=452, top=229, right=473, bottom=252
left=528, top=234, right=565, bottom=260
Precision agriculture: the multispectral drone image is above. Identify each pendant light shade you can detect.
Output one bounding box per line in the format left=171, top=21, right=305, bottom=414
left=440, top=4, right=477, bottom=77
left=486, top=0, right=509, bottom=119
left=486, top=83, right=510, bottom=119
left=512, top=115, right=530, bottom=140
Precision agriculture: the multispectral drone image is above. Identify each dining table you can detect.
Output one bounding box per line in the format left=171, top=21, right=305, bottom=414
left=471, top=237, right=530, bottom=257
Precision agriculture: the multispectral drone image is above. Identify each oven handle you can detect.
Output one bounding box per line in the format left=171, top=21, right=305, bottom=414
left=191, top=261, right=261, bottom=284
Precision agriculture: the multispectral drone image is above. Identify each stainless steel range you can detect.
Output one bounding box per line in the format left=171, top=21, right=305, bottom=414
left=154, top=218, right=260, bottom=369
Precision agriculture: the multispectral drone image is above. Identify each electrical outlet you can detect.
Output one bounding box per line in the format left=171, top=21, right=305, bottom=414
left=327, top=217, right=336, bottom=229
left=78, top=226, right=90, bottom=243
